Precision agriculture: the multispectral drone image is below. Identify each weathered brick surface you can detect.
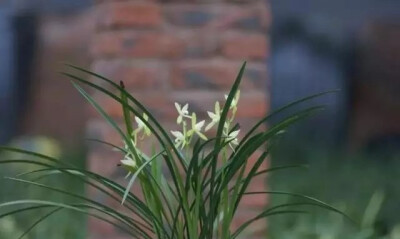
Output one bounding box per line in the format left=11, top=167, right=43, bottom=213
left=91, top=60, right=168, bottom=90
left=92, top=32, right=184, bottom=58
left=221, top=32, right=269, bottom=59
left=89, top=0, right=270, bottom=238
left=92, top=30, right=222, bottom=59
left=171, top=60, right=268, bottom=90
left=99, top=2, right=162, bottom=28
left=164, top=4, right=270, bottom=30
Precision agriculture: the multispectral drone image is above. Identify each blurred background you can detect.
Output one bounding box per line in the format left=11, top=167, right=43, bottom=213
left=0, top=0, right=92, bottom=238
left=0, top=0, right=399, bottom=238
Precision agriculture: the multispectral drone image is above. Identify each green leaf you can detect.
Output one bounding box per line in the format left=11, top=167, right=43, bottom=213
left=243, top=191, right=356, bottom=224
left=71, top=81, right=128, bottom=143
left=122, top=151, right=164, bottom=205
left=61, top=69, right=187, bottom=172
left=4, top=177, right=153, bottom=235
left=232, top=210, right=308, bottom=238
left=18, top=208, right=62, bottom=239
left=239, top=90, right=339, bottom=148
left=207, top=62, right=246, bottom=238
left=0, top=200, right=141, bottom=238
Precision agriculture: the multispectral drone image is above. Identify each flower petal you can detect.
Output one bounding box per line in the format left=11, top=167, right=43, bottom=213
left=121, top=159, right=136, bottom=168
left=205, top=122, right=215, bottom=132
left=215, top=101, right=220, bottom=113
left=171, top=130, right=184, bottom=138
left=196, top=132, right=208, bottom=141
left=175, top=102, right=181, bottom=112
left=207, top=111, right=216, bottom=119
left=177, top=115, right=183, bottom=124
left=182, top=103, right=189, bottom=112
left=191, top=113, right=197, bottom=129
left=229, top=130, right=240, bottom=138
left=195, top=120, right=205, bottom=131
left=135, top=116, right=144, bottom=128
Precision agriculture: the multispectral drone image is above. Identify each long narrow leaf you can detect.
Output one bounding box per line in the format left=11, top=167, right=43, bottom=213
left=18, top=208, right=62, bottom=239
left=72, top=81, right=128, bottom=143
left=122, top=151, right=164, bottom=204
left=243, top=191, right=356, bottom=224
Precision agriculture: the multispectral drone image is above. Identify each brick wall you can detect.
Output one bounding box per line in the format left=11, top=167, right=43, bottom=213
left=88, top=1, right=270, bottom=238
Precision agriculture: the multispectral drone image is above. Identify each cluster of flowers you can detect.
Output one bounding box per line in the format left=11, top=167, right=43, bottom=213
left=120, top=91, right=241, bottom=171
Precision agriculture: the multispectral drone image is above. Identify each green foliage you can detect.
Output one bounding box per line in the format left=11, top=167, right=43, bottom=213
left=269, top=146, right=400, bottom=239
left=0, top=62, right=347, bottom=239
left=0, top=217, right=26, bottom=239
left=0, top=141, right=86, bottom=239
left=269, top=192, right=400, bottom=239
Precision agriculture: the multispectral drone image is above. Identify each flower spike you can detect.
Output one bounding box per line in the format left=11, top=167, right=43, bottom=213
left=188, top=113, right=207, bottom=140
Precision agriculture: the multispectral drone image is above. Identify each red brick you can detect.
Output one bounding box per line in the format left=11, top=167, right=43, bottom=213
left=92, top=30, right=220, bottom=59
left=221, top=33, right=269, bottom=60
left=164, top=3, right=270, bottom=30
left=214, top=3, right=271, bottom=30
left=171, top=60, right=268, bottom=91
left=91, top=60, right=168, bottom=90
left=236, top=92, right=268, bottom=118
left=164, top=5, right=215, bottom=27
left=92, top=32, right=184, bottom=58
left=91, top=33, right=121, bottom=57
left=178, top=31, right=219, bottom=57
left=100, top=2, right=162, bottom=28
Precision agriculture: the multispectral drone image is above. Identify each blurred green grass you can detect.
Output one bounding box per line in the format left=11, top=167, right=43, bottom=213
left=0, top=139, right=87, bottom=239
left=268, top=145, right=400, bottom=239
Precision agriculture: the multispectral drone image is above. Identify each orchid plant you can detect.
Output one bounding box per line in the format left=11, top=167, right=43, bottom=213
left=0, top=62, right=349, bottom=239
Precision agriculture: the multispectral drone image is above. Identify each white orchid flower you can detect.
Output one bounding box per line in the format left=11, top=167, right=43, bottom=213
left=205, top=101, right=221, bottom=131
left=226, top=129, right=240, bottom=150
left=120, top=158, right=137, bottom=172
left=135, top=113, right=151, bottom=136
left=188, top=113, right=207, bottom=140
left=121, top=139, right=137, bottom=163
left=175, top=103, right=191, bottom=124
left=171, top=130, right=186, bottom=149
